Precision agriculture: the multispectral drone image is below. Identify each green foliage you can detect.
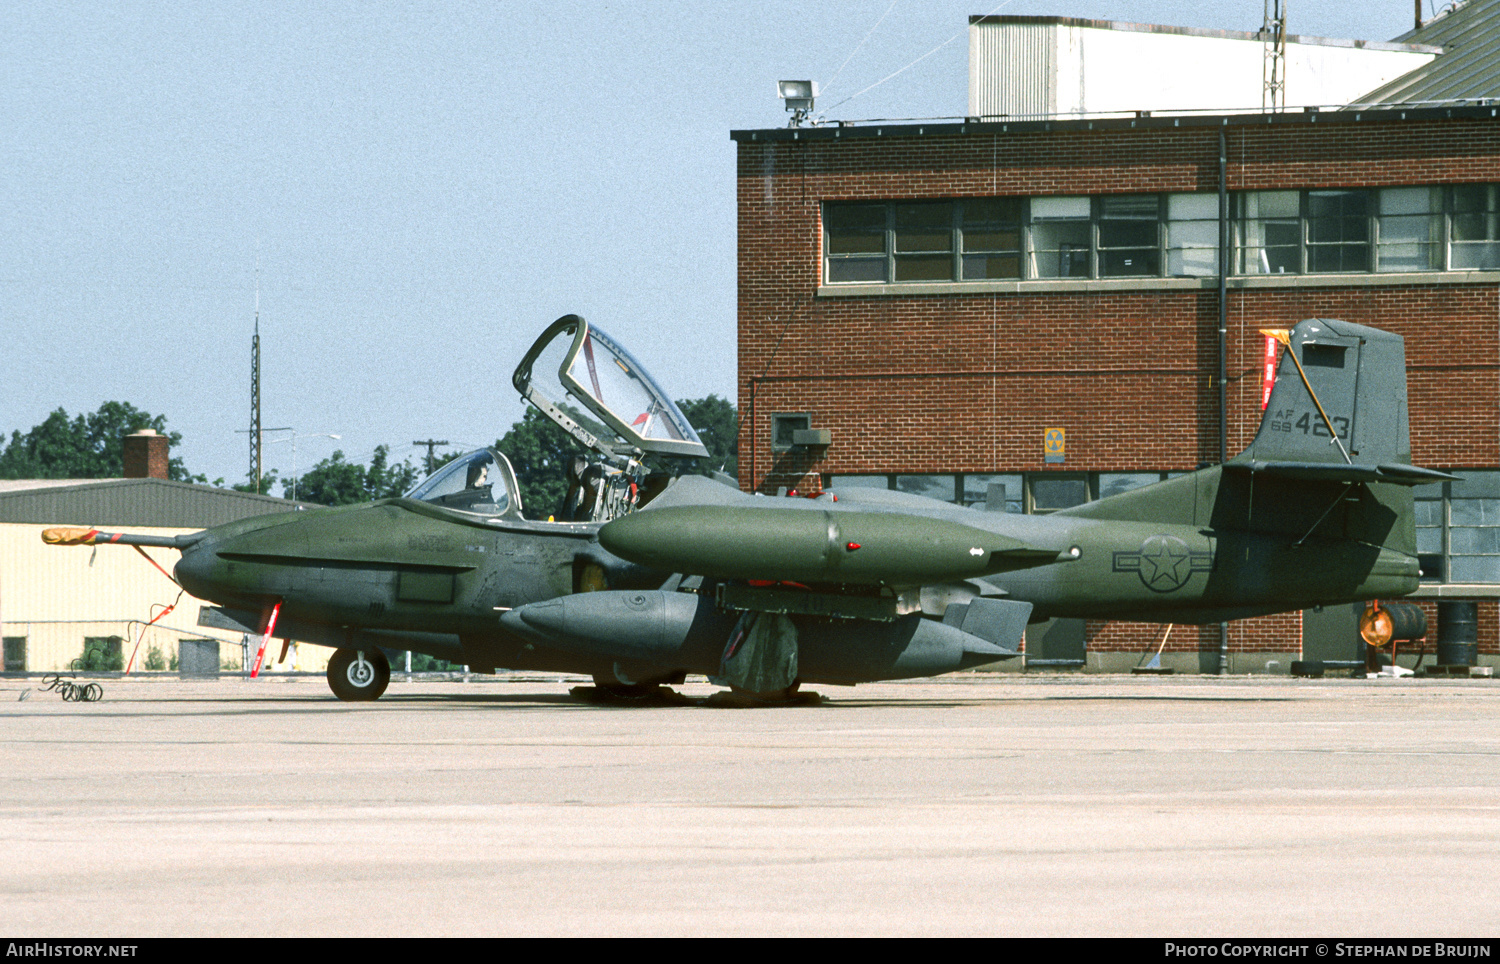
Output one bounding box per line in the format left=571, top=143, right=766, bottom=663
left=143, top=646, right=166, bottom=672
left=495, top=407, right=582, bottom=519
left=0, top=402, right=202, bottom=481
left=677, top=394, right=739, bottom=479
left=231, top=469, right=281, bottom=496
left=394, top=651, right=462, bottom=673
left=79, top=637, right=124, bottom=672
left=285, top=445, right=420, bottom=506
left=493, top=396, right=740, bottom=519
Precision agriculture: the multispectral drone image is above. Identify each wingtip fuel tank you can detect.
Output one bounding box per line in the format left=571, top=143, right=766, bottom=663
left=598, top=505, right=1063, bottom=587
left=500, top=587, right=1023, bottom=683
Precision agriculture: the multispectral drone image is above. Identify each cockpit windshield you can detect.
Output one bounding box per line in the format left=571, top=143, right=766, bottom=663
left=406, top=449, right=521, bottom=517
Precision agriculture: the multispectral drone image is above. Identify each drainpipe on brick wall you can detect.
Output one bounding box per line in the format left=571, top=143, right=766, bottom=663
left=1218, top=126, right=1230, bottom=675
left=748, top=377, right=758, bottom=493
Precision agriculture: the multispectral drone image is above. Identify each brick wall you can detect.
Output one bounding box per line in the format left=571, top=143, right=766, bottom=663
left=736, top=114, right=1500, bottom=660
left=122, top=431, right=170, bottom=481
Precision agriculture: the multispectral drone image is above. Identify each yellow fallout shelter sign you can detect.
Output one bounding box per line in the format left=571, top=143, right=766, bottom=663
left=1044, top=427, right=1066, bottom=464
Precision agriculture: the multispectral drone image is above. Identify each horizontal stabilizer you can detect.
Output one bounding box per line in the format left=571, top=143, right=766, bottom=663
left=941, top=597, right=1031, bottom=655
left=955, top=632, right=1024, bottom=659
left=1232, top=461, right=1456, bottom=486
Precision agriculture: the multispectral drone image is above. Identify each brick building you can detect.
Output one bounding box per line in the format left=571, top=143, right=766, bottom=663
left=731, top=18, right=1500, bottom=672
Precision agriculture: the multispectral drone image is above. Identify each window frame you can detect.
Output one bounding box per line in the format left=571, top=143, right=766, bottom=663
left=1418, top=471, right=1500, bottom=585
left=821, top=185, right=1500, bottom=288
left=820, top=471, right=1176, bottom=514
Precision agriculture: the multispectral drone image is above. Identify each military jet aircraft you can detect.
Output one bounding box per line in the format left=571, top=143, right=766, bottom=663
left=45, top=315, right=705, bottom=700
left=46, top=315, right=1448, bottom=702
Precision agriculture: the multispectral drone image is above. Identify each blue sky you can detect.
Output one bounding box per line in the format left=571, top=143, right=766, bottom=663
left=1, top=1, right=1416, bottom=485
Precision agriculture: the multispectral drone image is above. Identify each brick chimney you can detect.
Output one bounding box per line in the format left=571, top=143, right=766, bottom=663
left=123, top=429, right=169, bottom=480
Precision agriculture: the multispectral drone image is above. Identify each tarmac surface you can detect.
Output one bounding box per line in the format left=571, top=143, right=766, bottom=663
left=2, top=672, right=1499, bottom=938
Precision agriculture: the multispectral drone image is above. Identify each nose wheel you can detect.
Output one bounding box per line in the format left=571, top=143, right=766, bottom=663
left=327, top=648, right=390, bottom=701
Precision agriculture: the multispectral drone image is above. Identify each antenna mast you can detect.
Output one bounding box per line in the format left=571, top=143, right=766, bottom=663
left=250, top=258, right=263, bottom=492
left=1262, top=0, right=1288, bottom=112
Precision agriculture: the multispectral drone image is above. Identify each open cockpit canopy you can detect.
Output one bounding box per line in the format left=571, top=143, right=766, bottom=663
left=513, top=314, right=708, bottom=462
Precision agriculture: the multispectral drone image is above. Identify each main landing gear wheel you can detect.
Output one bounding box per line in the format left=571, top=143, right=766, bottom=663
left=328, top=647, right=390, bottom=702
left=589, top=677, right=661, bottom=699
left=568, top=674, right=692, bottom=705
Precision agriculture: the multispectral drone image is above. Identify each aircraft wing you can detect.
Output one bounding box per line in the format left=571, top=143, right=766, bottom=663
left=515, top=476, right=1047, bottom=681
left=1231, top=461, right=1457, bottom=486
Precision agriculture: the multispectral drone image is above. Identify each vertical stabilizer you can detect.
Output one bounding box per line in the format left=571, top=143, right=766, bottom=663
left=1235, top=318, right=1411, bottom=467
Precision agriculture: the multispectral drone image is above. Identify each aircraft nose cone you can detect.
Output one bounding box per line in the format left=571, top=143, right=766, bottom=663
left=513, top=597, right=565, bottom=634
left=173, top=542, right=219, bottom=598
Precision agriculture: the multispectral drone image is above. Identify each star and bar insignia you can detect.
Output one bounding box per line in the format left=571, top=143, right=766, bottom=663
left=1112, top=534, right=1214, bottom=593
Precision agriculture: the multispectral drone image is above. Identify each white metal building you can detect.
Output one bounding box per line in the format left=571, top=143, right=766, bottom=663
left=968, top=15, right=1439, bottom=118
left=0, top=479, right=320, bottom=673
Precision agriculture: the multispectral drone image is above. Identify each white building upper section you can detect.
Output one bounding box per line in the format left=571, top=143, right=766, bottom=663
left=968, top=16, right=1440, bottom=118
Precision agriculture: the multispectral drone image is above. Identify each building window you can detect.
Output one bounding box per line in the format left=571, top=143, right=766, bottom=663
left=892, top=203, right=953, bottom=281
left=1376, top=187, right=1443, bottom=273
left=1166, top=193, right=1220, bottom=277
left=1097, top=472, right=1162, bottom=499
left=80, top=636, right=124, bottom=672
left=1236, top=190, right=1301, bottom=274
left=1097, top=195, right=1161, bottom=277
left=960, top=198, right=1022, bottom=280
left=824, top=187, right=1500, bottom=286
left=826, top=194, right=1180, bottom=283
left=1450, top=184, right=1500, bottom=270
left=1028, top=196, right=1092, bottom=278
left=1446, top=471, right=1500, bottom=584
left=824, top=203, right=887, bottom=283
left=825, top=199, right=1022, bottom=283
left=962, top=473, right=1024, bottom=511
left=823, top=471, right=1179, bottom=514
left=1306, top=190, right=1371, bottom=273
left=2, top=637, right=25, bottom=673
left=895, top=474, right=959, bottom=501
left=770, top=413, right=812, bottom=453
left=824, top=474, right=891, bottom=490
left=1413, top=471, right=1500, bottom=585
left=1029, top=474, right=1092, bottom=512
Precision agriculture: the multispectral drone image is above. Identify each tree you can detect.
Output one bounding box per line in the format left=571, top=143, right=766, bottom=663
left=677, top=394, right=738, bottom=479
left=494, top=407, right=582, bottom=518
left=493, top=396, right=740, bottom=519
left=287, top=445, right=420, bottom=506
left=0, top=402, right=203, bottom=481
left=231, top=470, right=281, bottom=496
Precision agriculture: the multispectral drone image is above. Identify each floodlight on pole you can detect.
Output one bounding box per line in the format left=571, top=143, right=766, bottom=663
left=778, top=80, right=817, bottom=127
left=265, top=431, right=341, bottom=502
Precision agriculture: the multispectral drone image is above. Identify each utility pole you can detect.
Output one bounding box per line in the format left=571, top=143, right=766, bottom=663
left=413, top=439, right=449, bottom=476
